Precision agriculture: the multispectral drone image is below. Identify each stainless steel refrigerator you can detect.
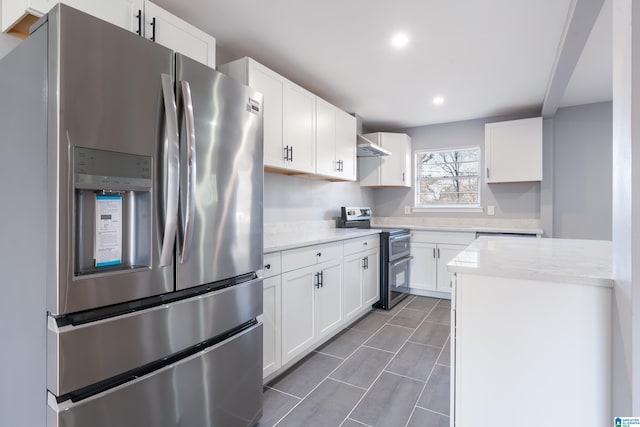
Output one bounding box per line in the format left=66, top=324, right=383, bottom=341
left=0, top=5, right=263, bottom=427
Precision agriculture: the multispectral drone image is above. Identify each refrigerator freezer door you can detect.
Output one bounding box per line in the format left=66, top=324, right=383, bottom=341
left=48, top=323, right=263, bottom=427
left=47, top=277, right=263, bottom=396
left=175, top=55, right=264, bottom=290
left=49, top=6, right=175, bottom=315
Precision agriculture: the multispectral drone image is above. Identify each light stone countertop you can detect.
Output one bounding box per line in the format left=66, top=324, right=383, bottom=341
left=400, top=224, right=542, bottom=234
left=447, top=236, right=613, bottom=287
left=264, top=228, right=382, bottom=253
left=370, top=217, right=543, bottom=235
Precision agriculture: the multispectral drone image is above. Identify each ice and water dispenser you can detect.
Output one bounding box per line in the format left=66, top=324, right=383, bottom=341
left=73, top=147, right=152, bottom=276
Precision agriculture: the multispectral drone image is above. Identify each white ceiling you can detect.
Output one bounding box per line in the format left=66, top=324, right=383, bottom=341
left=154, top=0, right=612, bottom=130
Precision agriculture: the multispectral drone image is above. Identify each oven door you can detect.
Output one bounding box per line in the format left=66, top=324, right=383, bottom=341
left=389, top=234, right=411, bottom=261
left=388, top=255, right=411, bottom=306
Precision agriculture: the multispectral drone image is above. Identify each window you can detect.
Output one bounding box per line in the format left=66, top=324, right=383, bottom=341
left=414, top=147, right=481, bottom=208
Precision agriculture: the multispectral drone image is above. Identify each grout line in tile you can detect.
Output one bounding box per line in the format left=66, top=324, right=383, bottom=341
left=414, top=405, right=450, bottom=418
left=345, top=298, right=442, bottom=426
left=263, top=385, right=302, bottom=401
left=270, top=299, right=450, bottom=427
left=402, top=321, right=449, bottom=427
left=383, top=369, right=427, bottom=384
left=326, top=376, right=369, bottom=391
left=382, top=323, right=417, bottom=331
left=360, top=344, right=396, bottom=354
left=340, top=417, right=374, bottom=427
left=272, top=317, right=392, bottom=426
left=404, top=340, right=444, bottom=350
left=313, top=350, right=346, bottom=360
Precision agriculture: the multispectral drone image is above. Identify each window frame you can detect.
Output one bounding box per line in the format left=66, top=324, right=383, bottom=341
left=413, top=146, right=482, bottom=212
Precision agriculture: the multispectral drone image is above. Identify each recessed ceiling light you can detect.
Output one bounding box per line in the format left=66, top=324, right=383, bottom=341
left=390, top=33, right=409, bottom=49
left=432, top=96, right=445, bottom=105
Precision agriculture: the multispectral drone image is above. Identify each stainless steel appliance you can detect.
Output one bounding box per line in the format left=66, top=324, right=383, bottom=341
left=0, top=5, right=263, bottom=427
left=337, top=207, right=411, bottom=309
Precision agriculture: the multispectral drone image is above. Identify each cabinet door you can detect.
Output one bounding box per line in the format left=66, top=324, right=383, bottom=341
left=281, top=266, right=316, bottom=365
left=362, top=248, right=380, bottom=306
left=249, top=63, right=285, bottom=168
left=336, top=109, right=356, bottom=181
left=61, top=0, right=143, bottom=33
left=261, top=276, right=281, bottom=378
left=283, top=82, right=315, bottom=173
left=380, top=133, right=411, bottom=187
left=316, top=261, right=343, bottom=339
left=485, top=117, right=542, bottom=183
left=343, top=253, right=363, bottom=323
left=144, top=1, right=215, bottom=67
left=436, top=244, right=466, bottom=292
left=315, top=97, right=337, bottom=177
left=410, top=242, right=437, bottom=291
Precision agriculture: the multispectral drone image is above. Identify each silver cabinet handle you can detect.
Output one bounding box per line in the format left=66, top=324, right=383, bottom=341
left=391, top=255, right=413, bottom=268
left=284, top=145, right=289, bottom=161
left=433, top=248, right=436, bottom=258
left=178, top=80, right=197, bottom=264
left=159, top=73, right=180, bottom=267
left=437, top=248, right=440, bottom=258
left=486, top=167, right=490, bottom=178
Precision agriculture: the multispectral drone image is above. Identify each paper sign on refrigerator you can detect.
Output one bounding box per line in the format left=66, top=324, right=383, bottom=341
left=94, top=194, right=122, bottom=267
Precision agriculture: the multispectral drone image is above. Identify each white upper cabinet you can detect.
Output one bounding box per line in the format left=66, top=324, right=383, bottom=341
left=315, top=97, right=356, bottom=181
left=144, top=1, right=215, bottom=68
left=359, top=132, right=411, bottom=187
left=60, top=0, right=143, bottom=34
left=485, top=117, right=542, bottom=183
left=283, top=81, right=316, bottom=173
left=219, top=57, right=316, bottom=174
left=2, top=0, right=216, bottom=67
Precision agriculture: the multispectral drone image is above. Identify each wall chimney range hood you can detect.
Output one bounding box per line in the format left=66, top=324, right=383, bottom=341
left=357, top=134, right=391, bottom=157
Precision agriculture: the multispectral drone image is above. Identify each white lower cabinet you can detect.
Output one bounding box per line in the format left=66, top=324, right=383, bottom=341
left=263, top=234, right=380, bottom=380
left=409, top=231, right=475, bottom=296
left=435, top=244, right=464, bottom=291
left=281, top=265, right=317, bottom=365
left=343, top=254, right=364, bottom=321
left=281, top=259, right=343, bottom=365
left=343, top=236, right=380, bottom=324
left=261, top=275, right=281, bottom=378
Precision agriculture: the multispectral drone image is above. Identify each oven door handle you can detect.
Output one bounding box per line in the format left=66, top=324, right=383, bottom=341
left=390, top=255, right=413, bottom=268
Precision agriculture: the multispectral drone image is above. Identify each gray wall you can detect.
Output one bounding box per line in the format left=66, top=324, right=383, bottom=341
left=264, top=172, right=375, bottom=223
left=372, top=114, right=541, bottom=219
left=553, top=102, right=612, bottom=240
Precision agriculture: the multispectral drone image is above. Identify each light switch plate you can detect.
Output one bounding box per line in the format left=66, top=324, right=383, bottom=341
left=404, top=206, right=411, bottom=214
left=487, top=205, right=495, bottom=216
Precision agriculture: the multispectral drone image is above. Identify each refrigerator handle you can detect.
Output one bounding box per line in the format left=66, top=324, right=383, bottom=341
left=179, top=80, right=197, bottom=264
left=159, top=73, right=180, bottom=267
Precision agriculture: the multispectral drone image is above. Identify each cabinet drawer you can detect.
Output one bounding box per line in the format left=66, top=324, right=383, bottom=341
left=344, top=235, right=380, bottom=256
left=282, top=241, right=343, bottom=273
left=262, top=252, right=281, bottom=278
left=411, top=230, right=476, bottom=245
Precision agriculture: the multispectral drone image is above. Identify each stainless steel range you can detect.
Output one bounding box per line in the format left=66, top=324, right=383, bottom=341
left=337, top=207, right=411, bottom=309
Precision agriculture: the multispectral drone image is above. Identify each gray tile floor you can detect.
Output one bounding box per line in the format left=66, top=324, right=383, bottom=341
left=257, top=295, right=451, bottom=427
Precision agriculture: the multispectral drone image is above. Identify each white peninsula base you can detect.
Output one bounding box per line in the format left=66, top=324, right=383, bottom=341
left=449, top=237, right=612, bottom=427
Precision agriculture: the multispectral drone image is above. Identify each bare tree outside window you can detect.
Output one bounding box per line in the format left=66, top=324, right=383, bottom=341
left=415, top=147, right=480, bottom=207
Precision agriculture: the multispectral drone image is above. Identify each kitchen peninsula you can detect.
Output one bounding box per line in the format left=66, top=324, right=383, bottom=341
left=448, top=236, right=612, bottom=427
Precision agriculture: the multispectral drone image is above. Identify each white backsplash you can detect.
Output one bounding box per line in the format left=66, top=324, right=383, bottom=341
left=264, top=220, right=336, bottom=237
left=371, top=216, right=542, bottom=231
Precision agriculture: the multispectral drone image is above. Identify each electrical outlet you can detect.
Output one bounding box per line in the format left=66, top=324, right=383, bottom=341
left=487, top=205, right=495, bottom=216
left=404, top=206, right=411, bottom=215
